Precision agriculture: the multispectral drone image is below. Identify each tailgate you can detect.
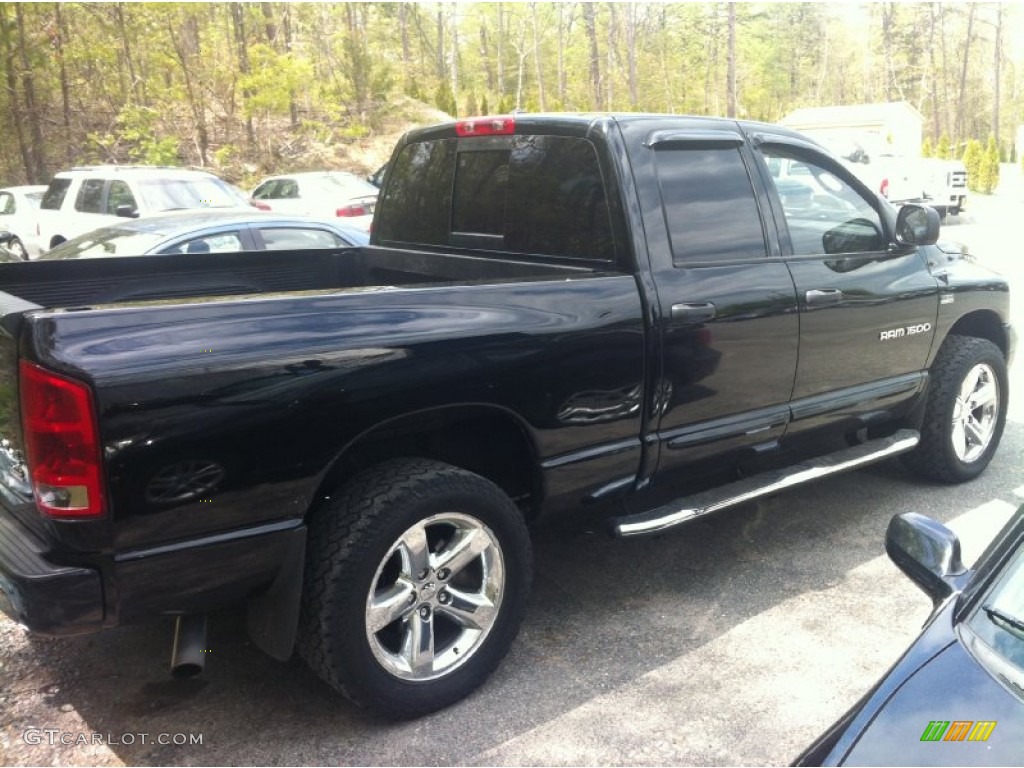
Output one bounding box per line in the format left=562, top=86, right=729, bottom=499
left=0, top=292, right=40, bottom=535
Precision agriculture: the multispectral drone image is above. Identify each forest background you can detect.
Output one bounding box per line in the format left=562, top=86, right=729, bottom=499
left=1, top=2, right=1022, bottom=190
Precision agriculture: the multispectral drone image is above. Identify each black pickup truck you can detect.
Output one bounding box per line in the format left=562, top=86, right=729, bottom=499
left=0, top=114, right=1013, bottom=718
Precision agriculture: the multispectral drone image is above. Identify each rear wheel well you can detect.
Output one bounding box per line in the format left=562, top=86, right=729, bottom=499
left=946, top=311, right=1008, bottom=358
left=312, top=407, right=542, bottom=521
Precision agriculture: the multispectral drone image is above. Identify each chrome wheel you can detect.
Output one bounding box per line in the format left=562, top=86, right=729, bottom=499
left=951, top=362, right=999, bottom=463
left=365, top=512, right=505, bottom=681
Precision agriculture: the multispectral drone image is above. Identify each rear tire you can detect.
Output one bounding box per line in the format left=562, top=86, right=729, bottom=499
left=7, top=236, right=27, bottom=260
left=299, top=458, right=531, bottom=718
left=903, top=336, right=1007, bottom=483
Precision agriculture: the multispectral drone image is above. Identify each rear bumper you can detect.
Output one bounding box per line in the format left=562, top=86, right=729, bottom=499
left=0, top=514, right=104, bottom=635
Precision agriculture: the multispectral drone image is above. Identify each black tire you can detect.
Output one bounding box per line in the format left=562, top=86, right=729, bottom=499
left=299, top=458, right=532, bottom=718
left=903, top=335, right=1008, bottom=483
left=7, top=236, right=27, bottom=260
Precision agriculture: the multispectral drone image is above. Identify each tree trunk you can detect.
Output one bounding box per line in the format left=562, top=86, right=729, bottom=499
left=627, top=2, right=638, bottom=109
left=0, top=3, right=32, bottom=182
left=937, top=3, right=949, bottom=139
left=606, top=3, right=616, bottom=107
left=281, top=4, right=298, bottom=130
left=993, top=3, right=1002, bottom=145
left=54, top=3, right=74, bottom=164
left=169, top=10, right=209, bottom=165
left=497, top=3, right=506, bottom=99
left=479, top=24, right=494, bottom=93
left=955, top=3, right=975, bottom=146
left=15, top=3, right=46, bottom=181
left=114, top=3, right=141, bottom=104
left=582, top=3, right=602, bottom=110
left=450, top=3, right=458, bottom=113
left=531, top=3, right=546, bottom=111
left=556, top=4, right=566, bottom=107
left=727, top=3, right=736, bottom=117
left=230, top=2, right=256, bottom=147
left=436, top=8, right=445, bottom=80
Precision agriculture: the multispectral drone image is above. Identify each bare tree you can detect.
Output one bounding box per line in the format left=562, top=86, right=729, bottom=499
left=582, top=2, right=602, bottom=109
left=955, top=3, right=976, bottom=145
left=531, top=3, right=546, bottom=111
left=727, top=3, right=736, bottom=117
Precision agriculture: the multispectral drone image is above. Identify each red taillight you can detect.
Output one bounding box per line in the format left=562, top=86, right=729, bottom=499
left=455, top=115, right=516, bottom=137
left=336, top=204, right=369, bottom=217
left=19, top=361, right=105, bottom=518
left=250, top=200, right=272, bottom=211
left=879, top=178, right=890, bottom=198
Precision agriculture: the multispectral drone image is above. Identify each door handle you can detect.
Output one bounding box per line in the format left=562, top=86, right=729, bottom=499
left=805, top=289, right=843, bottom=306
left=671, top=302, right=717, bottom=322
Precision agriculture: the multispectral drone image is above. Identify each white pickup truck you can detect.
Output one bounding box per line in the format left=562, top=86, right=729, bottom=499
left=813, top=134, right=967, bottom=219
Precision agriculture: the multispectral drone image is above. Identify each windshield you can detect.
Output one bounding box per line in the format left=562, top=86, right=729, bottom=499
left=40, top=227, right=168, bottom=259
left=136, top=177, right=248, bottom=210
left=965, top=537, right=1024, bottom=697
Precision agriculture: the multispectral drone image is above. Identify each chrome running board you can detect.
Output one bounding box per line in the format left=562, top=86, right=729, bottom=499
left=612, top=429, right=920, bottom=537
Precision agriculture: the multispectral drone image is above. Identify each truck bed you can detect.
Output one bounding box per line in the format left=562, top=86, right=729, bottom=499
left=0, top=245, right=600, bottom=310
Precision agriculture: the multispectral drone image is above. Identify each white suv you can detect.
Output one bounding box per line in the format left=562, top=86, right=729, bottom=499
left=38, top=166, right=254, bottom=251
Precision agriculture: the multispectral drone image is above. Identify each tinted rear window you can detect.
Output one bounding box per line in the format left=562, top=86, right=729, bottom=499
left=376, top=135, right=614, bottom=262
left=41, top=179, right=72, bottom=210
left=655, top=147, right=766, bottom=264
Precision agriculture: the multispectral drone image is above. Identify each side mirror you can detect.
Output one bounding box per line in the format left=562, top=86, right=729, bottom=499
left=886, top=513, right=968, bottom=607
left=893, top=204, right=940, bottom=247
left=115, top=204, right=139, bottom=219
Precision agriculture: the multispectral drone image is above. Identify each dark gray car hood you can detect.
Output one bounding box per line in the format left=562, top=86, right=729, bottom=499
left=841, top=639, right=1024, bottom=765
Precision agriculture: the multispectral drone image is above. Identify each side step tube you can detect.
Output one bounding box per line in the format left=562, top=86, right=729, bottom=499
left=612, top=429, right=920, bottom=537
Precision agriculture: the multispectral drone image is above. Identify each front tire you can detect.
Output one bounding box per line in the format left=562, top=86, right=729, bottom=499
left=300, top=458, right=531, bottom=718
left=903, top=336, right=1008, bottom=483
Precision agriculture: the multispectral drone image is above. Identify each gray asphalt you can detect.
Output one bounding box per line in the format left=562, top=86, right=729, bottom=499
left=2, top=168, right=1022, bottom=766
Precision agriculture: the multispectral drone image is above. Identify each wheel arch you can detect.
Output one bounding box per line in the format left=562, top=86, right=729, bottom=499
left=309, top=404, right=544, bottom=522
left=943, top=310, right=1009, bottom=358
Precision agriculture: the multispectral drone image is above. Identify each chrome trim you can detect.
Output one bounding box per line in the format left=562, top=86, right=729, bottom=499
left=613, top=429, right=920, bottom=537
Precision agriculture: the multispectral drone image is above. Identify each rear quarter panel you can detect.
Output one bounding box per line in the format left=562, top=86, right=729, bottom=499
left=28, top=277, right=646, bottom=552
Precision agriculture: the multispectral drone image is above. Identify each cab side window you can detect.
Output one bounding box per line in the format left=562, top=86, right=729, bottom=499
left=760, top=147, right=884, bottom=256
left=654, top=146, right=766, bottom=264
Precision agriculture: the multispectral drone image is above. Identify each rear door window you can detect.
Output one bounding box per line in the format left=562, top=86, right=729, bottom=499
left=41, top=179, right=72, bottom=210
left=75, top=179, right=106, bottom=214
left=106, top=180, right=137, bottom=215
left=0, top=192, right=13, bottom=215
left=654, top=147, right=766, bottom=264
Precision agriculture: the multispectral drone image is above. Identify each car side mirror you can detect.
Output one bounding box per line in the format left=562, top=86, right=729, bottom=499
left=115, top=204, right=139, bottom=219
left=893, top=204, right=940, bottom=248
left=886, top=513, right=968, bottom=607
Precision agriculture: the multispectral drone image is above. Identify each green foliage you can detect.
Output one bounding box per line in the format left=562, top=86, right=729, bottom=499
left=962, top=139, right=983, bottom=192
left=976, top=135, right=1000, bottom=194
left=90, top=105, right=181, bottom=165
left=0, top=1, right=1022, bottom=185
left=464, top=92, right=479, bottom=117
left=921, top=137, right=933, bottom=158
left=434, top=83, right=457, bottom=117
left=239, top=45, right=313, bottom=119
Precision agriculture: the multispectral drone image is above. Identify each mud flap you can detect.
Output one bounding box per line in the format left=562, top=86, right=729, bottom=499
left=246, top=526, right=306, bottom=661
